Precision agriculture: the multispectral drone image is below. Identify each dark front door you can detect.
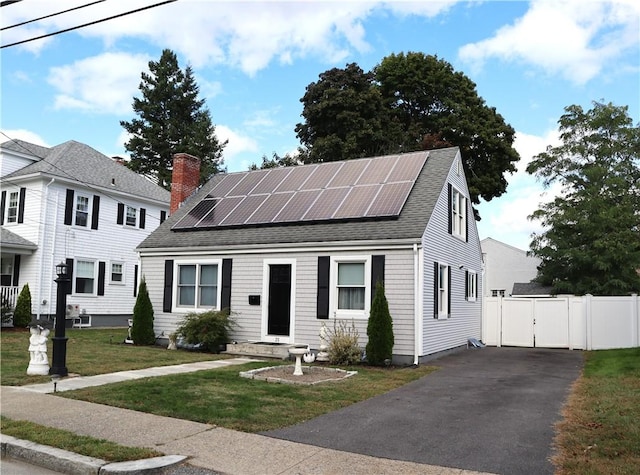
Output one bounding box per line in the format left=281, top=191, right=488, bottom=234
left=267, top=264, right=291, bottom=336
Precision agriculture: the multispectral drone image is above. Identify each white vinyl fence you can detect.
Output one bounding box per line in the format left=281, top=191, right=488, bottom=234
left=483, top=294, right=640, bottom=350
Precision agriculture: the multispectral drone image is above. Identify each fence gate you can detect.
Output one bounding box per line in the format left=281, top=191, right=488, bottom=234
left=490, top=297, right=570, bottom=348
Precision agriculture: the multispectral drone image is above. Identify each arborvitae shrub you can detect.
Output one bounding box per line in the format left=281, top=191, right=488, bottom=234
left=366, top=281, right=394, bottom=365
left=131, top=279, right=156, bottom=345
left=13, top=284, right=33, bottom=328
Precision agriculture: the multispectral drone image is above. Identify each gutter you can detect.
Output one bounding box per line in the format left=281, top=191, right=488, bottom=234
left=413, top=243, right=420, bottom=365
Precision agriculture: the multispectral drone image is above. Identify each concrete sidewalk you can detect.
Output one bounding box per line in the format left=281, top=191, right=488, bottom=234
left=1, top=358, right=491, bottom=475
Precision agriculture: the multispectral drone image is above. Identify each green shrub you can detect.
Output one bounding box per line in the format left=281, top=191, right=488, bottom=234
left=176, top=309, right=236, bottom=353
left=366, top=282, right=394, bottom=365
left=131, top=279, right=156, bottom=345
left=12, top=284, right=32, bottom=328
left=327, top=319, right=362, bottom=365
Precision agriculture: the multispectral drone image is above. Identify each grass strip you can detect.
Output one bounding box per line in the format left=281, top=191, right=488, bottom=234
left=0, top=416, right=162, bottom=462
left=60, top=362, right=437, bottom=433
left=553, top=348, right=640, bottom=474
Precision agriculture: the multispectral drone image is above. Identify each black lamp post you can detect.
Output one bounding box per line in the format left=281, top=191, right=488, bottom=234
left=50, top=261, right=70, bottom=377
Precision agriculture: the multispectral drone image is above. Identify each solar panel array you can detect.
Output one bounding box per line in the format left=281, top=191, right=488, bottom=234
left=172, top=152, right=427, bottom=230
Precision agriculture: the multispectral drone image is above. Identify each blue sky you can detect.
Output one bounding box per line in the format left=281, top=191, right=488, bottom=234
left=2, top=0, right=638, bottom=251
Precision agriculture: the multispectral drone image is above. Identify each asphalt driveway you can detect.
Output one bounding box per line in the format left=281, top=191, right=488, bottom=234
left=263, top=347, right=583, bottom=475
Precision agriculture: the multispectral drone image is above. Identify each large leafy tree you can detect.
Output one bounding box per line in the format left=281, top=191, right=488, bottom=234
left=527, top=101, right=640, bottom=295
left=295, top=63, right=401, bottom=163
left=121, top=49, right=226, bottom=190
left=296, top=53, right=519, bottom=209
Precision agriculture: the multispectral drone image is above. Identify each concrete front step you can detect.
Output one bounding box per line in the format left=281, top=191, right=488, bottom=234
left=225, top=342, right=304, bottom=360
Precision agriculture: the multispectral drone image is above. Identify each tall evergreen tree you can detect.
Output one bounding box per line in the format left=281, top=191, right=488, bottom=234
left=121, top=49, right=226, bottom=190
left=13, top=283, right=32, bottom=328
left=527, top=101, right=640, bottom=295
left=366, top=282, right=394, bottom=366
left=131, top=279, right=156, bottom=345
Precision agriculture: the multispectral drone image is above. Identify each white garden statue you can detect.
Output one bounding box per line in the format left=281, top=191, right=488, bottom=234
left=27, top=325, right=50, bottom=375
left=316, top=322, right=330, bottom=362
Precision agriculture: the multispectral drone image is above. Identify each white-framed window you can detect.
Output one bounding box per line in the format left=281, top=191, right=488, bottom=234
left=492, top=289, right=506, bottom=297
left=110, top=262, right=124, bottom=284
left=6, top=191, right=18, bottom=223
left=466, top=270, right=477, bottom=301
left=75, top=194, right=90, bottom=227
left=435, top=262, right=449, bottom=319
left=451, top=187, right=467, bottom=240
left=74, top=259, right=97, bottom=295
left=330, top=256, right=371, bottom=319
left=174, top=259, right=221, bottom=311
left=125, top=206, right=137, bottom=227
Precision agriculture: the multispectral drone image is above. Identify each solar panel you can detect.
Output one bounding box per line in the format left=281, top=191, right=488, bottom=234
left=333, top=184, right=381, bottom=219
left=366, top=182, right=414, bottom=217
left=303, top=187, right=351, bottom=221
left=172, top=151, right=428, bottom=231
left=245, top=192, right=294, bottom=224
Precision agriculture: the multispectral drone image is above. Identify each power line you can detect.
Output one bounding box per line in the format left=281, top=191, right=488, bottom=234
left=1, top=0, right=177, bottom=49
left=0, top=1, right=23, bottom=7
left=2, top=0, right=106, bottom=31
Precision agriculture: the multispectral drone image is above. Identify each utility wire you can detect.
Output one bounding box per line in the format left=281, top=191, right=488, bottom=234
left=1, top=0, right=177, bottom=49
left=2, top=0, right=106, bottom=31
left=0, top=1, right=23, bottom=7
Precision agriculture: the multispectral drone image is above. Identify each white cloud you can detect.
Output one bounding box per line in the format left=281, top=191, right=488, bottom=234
left=0, top=129, right=49, bottom=147
left=458, top=0, right=640, bottom=84
left=47, top=52, right=150, bottom=114
left=215, top=124, right=260, bottom=171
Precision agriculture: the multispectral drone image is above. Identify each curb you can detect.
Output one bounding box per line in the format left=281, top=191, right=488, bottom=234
left=1, top=434, right=187, bottom=474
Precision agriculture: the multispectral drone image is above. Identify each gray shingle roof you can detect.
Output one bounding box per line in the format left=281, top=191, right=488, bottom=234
left=138, top=147, right=459, bottom=250
left=1, top=140, right=170, bottom=204
left=511, top=282, right=554, bottom=296
left=0, top=226, right=37, bottom=250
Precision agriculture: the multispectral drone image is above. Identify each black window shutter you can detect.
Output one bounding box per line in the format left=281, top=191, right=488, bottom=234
left=317, top=256, right=330, bottom=319
left=160, top=210, right=167, bottom=223
left=117, top=203, right=124, bottom=225
left=433, top=262, right=439, bottom=318
left=221, top=258, right=232, bottom=310
left=371, top=255, right=385, bottom=304
left=139, top=208, right=146, bottom=229
left=12, top=255, right=20, bottom=286
left=133, top=265, right=138, bottom=297
left=465, top=270, right=469, bottom=301
left=17, top=188, right=26, bottom=223
left=447, top=183, right=452, bottom=235
left=64, top=189, right=74, bottom=225
left=447, top=265, right=452, bottom=318
left=475, top=272, right=479, bottom=298
left=91, top=196, right=100, bottom=229
left=65, top=258, right=74, bottom=295
left=98, top=261, right=105, bottom=296
left=465, top=198, right=469, bottom=242
left=163, top=260, right=174, bottom=312
left=0, top=191, right=5, bottom=224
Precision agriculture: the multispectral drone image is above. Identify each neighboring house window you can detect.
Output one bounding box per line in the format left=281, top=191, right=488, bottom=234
left=466, top=271, right=477, bottom=301
left=1, top=256, right=13, bottom=286
left=451, top=187, right=466, bottom=240
left=110, top=262, right=124, bottom=284
left=126, top=206, right=137, bottom=226
left=492, top=289, right=506, bottom=297
left=75, top=260, right=96, bottom=294
left=75, top=195, right=90, bottom=227
left=117, top=203, right=146, bottom=229
left=434, top=262, right=450, bottom=319
left=175, top=260, right=220, bottom=310
left=6, top=191, right=18, bottom=223
left=330, top=257, right=371, bottom=318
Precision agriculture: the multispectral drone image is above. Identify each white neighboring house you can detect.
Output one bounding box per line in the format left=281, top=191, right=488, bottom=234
left=0, top=139, right=170, bottom=326
left=481, top=237, right=542, bottom=297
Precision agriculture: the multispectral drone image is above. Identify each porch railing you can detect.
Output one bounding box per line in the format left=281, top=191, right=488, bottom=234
left=1, top=286, right=20, bottom=310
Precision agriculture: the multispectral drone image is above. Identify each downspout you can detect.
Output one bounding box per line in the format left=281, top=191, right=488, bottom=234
left=47, top=185, right=60, bottom=319
left=37, top=179, right=55, bottom=318
left=413, top=243, right=420, bottom=365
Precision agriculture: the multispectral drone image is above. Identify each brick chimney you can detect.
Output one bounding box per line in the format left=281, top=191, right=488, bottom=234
left=170, top=153, right=201, bottom=214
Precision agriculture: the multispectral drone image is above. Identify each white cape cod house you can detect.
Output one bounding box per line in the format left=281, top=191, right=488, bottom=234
left=138, top=147, right=483, bottom=363
left=0, top=139, right=170, bottom=326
